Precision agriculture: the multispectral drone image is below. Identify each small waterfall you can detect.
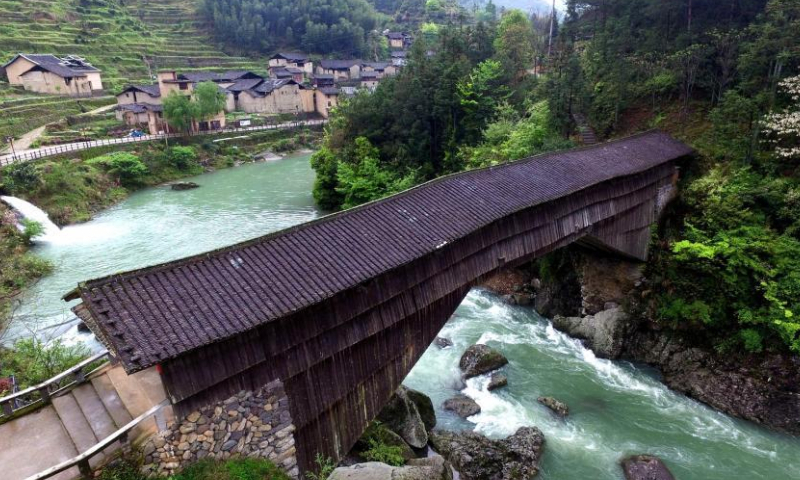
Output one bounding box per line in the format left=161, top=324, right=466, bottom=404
left=1, top=195, right=61, bottom=241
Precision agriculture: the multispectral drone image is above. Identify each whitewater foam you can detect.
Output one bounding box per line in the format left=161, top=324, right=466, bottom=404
left=1, top=195, right=61, bottom=241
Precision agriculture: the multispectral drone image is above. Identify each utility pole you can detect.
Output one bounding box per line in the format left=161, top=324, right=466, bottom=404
left=547, top=0, right=556, bottom=57
left=5, top=136, right=17, bottom=160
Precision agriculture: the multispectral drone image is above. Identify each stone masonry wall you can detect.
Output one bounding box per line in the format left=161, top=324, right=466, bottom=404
left=140, top=379, right=298, bottom=478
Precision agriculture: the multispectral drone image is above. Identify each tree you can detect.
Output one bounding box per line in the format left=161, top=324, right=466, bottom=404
left=163, top=92, right=194, bottom=134
left=493, top=10, right=534, bottom=84
left=193, top=81, right=227, bottom=123
left=335, top=137, right=415, bottom=209
left=163, top=81, right=225, bottom=135
left=457, top=59, right=509, bottom=142
left=201, top=0, right=381, bottom=56
left=86, top=152, right=148, bottom=186
left=763, top=74, right=800, bottom=162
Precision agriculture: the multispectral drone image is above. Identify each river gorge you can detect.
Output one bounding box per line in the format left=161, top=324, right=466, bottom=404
left=6, top=153, right=800, bottom=479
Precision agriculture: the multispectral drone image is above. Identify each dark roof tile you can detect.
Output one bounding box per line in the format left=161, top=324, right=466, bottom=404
left=73, top=132, right=692, bottom=371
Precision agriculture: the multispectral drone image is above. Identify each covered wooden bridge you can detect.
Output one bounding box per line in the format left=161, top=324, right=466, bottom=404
left=68, top=131, right=692, bottom=474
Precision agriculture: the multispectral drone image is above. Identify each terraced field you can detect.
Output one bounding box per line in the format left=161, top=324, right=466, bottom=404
left=0, top=0, right=266, bottom=140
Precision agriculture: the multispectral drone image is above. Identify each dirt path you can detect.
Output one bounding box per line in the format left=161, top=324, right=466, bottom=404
left=1, top=125, right=46, bottom=154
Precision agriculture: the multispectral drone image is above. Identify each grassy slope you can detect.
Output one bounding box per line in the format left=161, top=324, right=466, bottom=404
left=0, top=0, right=266, bottom=139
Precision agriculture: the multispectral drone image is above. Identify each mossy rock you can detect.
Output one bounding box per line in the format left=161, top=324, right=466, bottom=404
left=459, top=344, right=508, bottom=378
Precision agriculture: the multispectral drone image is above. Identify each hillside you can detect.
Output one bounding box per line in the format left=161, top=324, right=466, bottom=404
left=0, top=0, right=265, bottom=89
left=0, top=0, right=266, bottom=141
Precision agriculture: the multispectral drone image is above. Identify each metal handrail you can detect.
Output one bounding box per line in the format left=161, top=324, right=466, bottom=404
left=0, top=350, right=110, bottom=419
left=0, top=119, right=327, bottom=166
left=25, top=399, right=170, bottom=480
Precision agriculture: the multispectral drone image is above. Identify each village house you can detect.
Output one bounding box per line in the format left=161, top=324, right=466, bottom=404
left=311, top=74, right=335, bottom=88
left=360, top=71, right=380, bottom=90
left=361, top=62, right=397, bottom=78
left=391, top=51, right=408, bottom=67
left=2, top=54, right=103, bottom=97
left=315, top=87, right=339, bottom=118
left=271, top=66, right=305, bottom=83
left=268, top=53, right=314, bottom=78
left=316, top=59, right=361, bottom=81
left=115, top=70, right=241, bottom=134
left=115, top=84, right=164, bottom=135
left=225, top=78, right=315, bottom=115
left=385, top=32, right=412, bottom=50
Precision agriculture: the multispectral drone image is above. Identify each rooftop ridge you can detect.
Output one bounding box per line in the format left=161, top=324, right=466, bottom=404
left=72, top=130, right=692, bottom=371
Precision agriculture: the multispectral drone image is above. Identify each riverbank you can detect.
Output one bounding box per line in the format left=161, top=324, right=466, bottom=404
left=0, top=127, right=322, bottom=333
left=0, top=203, right=52, bottom=330
left=486, top=248, right=800, bottom=437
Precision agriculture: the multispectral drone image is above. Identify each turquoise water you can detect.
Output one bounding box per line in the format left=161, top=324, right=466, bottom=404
left=7, top=153, right=319, bottom=344
left=405, top=290, right=800, bottom=479
left=9, top=152, right=800, bottom=479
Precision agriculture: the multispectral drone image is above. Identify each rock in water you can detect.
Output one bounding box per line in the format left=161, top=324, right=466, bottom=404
left=329, top=456, right=452, bottom=480
left=552, top=308, right=631, bottom=358
left=621, top=455, right=675, bottom=480
left=443, top=395, right=481, bottom=418
left=405, top=388, right=436, bottom=431
left=434, top=337, right=453, bottom=349
left=537, top=397, right=569, bottom=417
left=488, top=372, right=508, bottom=391
left=170, top=182, right=200, bottom=191
left=459, top=344, right=509, bottom=378
left=430, top=427, right=545, bottom=480
left=376, top=386, right=429, bottom=448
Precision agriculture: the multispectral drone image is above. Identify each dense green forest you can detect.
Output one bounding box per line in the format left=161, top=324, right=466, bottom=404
left=312, top=0, right=800, bottom=356
left=201, top=0, right=384, bottom=55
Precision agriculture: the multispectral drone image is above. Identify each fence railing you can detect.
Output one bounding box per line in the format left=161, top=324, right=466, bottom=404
left=0, top=119, right=326, bottom=167
left=0, top=350, right=111, bottom=421
left=25, top=399, right=170, bottom=480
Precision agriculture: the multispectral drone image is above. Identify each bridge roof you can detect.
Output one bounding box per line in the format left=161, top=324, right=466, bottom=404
left=70, top=131, right=691, bottom=372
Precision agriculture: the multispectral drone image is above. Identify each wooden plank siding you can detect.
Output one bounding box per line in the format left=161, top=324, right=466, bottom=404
left=161, top=162, right=677, bottom=471
left=70, top=132, right=692, bottom=473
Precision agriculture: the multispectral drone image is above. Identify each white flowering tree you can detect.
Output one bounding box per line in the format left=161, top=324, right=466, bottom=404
left=764, top=75, right=800, bottom=161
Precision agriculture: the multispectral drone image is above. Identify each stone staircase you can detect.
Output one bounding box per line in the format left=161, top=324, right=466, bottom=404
left=0, top=364, right=172, bottom=480
left=573, top=113, right=598, bottom=145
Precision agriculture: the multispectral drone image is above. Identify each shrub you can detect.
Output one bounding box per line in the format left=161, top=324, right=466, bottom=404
left=179, top=458, right=291, bottom=480
left=166, top=146, right=199, bottom=170
left=362, top=438, right=405, bottom=466
left=97, top=457, right=292, bottom=480
left=2, top=162, right=42, bottom=193
left=20, top=219, right=45, bottom=243
left=305, top=454, right=335, bottom=480
left=0, top=338, right=90, bottom=389
left=88, top=152, right=148, bottom=185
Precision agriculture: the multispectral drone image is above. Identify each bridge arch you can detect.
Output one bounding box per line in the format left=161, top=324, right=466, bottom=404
left=69, top=131, right=692, bottom=474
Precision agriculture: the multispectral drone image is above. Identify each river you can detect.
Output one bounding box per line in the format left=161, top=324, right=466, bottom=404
left=6, top=152, right=320, bottom=344
left=9, top=152, right=800, bottom=479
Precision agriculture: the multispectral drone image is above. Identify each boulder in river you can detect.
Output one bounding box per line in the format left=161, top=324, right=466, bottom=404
left=376, top=386, right=429, bottom=448
left=170, top=182, right=200, bottom=191
left=329, top=455, right=452, bottom=480
left=405, top=388, right=436, bottom=432
left=538, top=396, right=569, bottom=417
left=488, top=372, right=508, bottom=391
left=620, top=455, right=675, bottom=480
left=430, top=427, right=545, bottom=480
left=552, top=308, right=631, bottom=358
left=443, top=395, right=481, bottom=418
left=434, top=337, right=453, bottom=349
left=459, top=344, right=508, bottom=378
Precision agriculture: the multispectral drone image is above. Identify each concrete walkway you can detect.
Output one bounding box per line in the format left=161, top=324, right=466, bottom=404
left=0, top=119, right=327, bottom=166
left=1, top=126, right=46, bottom=154
left=0, top=364, right=172, bottom=480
